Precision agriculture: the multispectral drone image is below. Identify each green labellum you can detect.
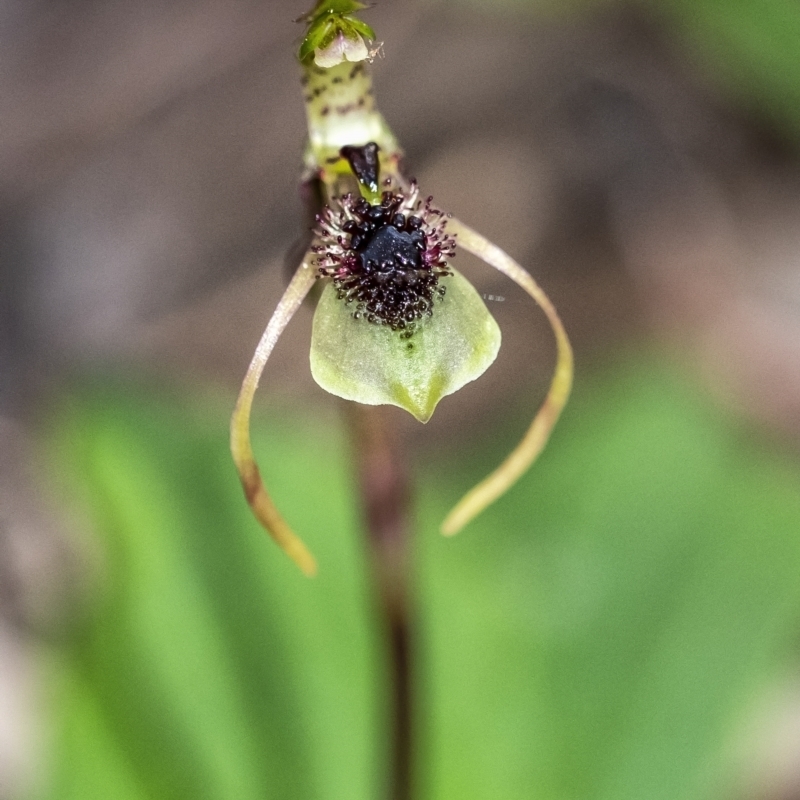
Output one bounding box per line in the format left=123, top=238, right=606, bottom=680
left=310, top=269, right=501, bottom=422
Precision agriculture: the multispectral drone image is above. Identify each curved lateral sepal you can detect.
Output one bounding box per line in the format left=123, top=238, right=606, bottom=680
left=230, top=256, right=319, bottom=576
left=440, top=218, right=574, bottom=536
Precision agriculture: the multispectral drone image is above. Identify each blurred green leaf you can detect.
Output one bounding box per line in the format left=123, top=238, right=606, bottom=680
left=653, top=0, right=800, bottom=139
left=42, top=389, right=385, bottom=800
left=417, top=362, right=800, bottom=799
left=38, top=360, right=800, bottom=800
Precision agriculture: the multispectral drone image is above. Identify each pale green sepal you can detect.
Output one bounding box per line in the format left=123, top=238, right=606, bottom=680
left=310, top=269, right=501, bottom=422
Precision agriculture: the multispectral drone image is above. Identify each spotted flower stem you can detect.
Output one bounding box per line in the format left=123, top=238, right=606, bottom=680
left=302, top=60, right=400, bottom=180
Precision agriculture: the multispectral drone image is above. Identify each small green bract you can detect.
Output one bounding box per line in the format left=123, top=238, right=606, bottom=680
left=298, top=0, right=376, bottom=65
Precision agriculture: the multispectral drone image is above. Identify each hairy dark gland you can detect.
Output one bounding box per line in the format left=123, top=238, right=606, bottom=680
left=334, top=196, right=450, bottom=336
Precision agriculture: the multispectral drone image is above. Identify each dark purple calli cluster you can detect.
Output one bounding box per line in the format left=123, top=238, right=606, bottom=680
left=313, top=183, right=456, bottom=335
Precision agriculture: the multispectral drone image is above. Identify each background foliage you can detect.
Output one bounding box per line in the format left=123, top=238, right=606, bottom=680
left=16, top=0, right=800, bottom=797
left=39, top=358, right=800, bottom=799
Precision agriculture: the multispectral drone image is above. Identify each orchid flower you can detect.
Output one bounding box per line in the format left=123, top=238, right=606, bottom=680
left=230, top=0, right=573, bottom=575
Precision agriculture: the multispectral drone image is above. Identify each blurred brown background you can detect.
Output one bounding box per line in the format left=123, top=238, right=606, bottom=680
left=2, top=1, right=800, bottom=798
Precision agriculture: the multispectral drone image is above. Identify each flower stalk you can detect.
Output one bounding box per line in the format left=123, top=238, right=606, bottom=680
left=347, top=403, right=413, bottom=800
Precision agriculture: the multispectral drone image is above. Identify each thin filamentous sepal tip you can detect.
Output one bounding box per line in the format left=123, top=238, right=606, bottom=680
left=439, top=217, right=574, bottom=536
left=230, top=255, right=319, bottom=576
